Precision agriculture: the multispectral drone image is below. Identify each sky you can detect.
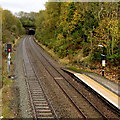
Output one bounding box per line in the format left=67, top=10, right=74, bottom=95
left=0, top=0, right=48, bottom=14
left=0, top=0, right=118, bottom=14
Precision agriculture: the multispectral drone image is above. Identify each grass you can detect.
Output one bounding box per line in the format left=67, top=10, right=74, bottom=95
left=2, top=62, right=14, bottom=118
left=35, top=38, right=119, bottom=84
left=35, top=39, right=93, bottom=74
left=2, top=75, right=12, bottom=86
left=2, top=82, right=14, bottom=118
left=2, top=37, right=21, bottom=118
left=66, top=66, right=93, bottom=73
left=2, top=73, right=14, bottom=118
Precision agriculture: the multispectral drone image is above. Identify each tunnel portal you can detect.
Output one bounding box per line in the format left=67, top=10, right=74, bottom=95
left=23, top=25, right=36, bottom=35
left=28, top=29, right=35, bottom=35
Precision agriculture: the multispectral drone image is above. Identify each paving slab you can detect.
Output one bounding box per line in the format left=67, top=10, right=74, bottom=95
left=63, top=68, right=120, bottom=96
left=62, top=68, right=120, bottom=109
left=84, top=72, right=120, bottom=96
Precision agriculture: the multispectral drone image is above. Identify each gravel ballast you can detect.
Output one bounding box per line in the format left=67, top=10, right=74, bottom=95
left=14, top=39, right=32, bottom=118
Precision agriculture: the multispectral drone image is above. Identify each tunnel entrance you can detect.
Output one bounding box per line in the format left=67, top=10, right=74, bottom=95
left=28, top=29, right=35, bottom=35
left=23, top=25, right=36, bottom=35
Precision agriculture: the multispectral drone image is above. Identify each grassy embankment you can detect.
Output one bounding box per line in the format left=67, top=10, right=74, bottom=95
left=2, top=37, right=20, bottom=118
left=35, top=39, right=119, bottom=84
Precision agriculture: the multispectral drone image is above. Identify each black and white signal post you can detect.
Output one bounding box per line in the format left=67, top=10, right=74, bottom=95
left=98, top=44, right=106, bottom=76
left=6, top=44, right=12, bottom=75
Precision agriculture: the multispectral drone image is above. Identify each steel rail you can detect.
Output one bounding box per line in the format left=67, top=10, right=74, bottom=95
left=29, top=37, right=108, bottom=119
left=28, top=37, right=104, bottom=119
left=26, top=48, right=59, bottom=120
left=22, top=38, right=37, bottom=119
left=23, top=38, right=58, bottom=119
left=28, top=41, right=87, bottom=119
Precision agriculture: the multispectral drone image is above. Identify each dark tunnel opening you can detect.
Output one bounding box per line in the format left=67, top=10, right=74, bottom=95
left=28, top=29, right=35, bottom=35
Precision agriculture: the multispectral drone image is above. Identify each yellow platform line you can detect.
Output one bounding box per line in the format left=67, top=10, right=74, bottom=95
left=74, top=73, right=120, bottom=109
left=82, top=74, right=119, bottom=99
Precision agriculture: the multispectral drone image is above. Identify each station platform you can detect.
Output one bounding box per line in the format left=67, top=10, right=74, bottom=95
left=62, top=68, right=120, bottom=110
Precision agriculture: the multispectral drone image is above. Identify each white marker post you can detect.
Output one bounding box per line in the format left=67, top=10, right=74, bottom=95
left=6, top=43, right=12, bottom=77
left=102, top=59, right=105, bottom=76
left=7, top=52, right=11, bottom=74
left=102, top=60, right=106, bottom=67
left=98, top=45, right=106, bottom=76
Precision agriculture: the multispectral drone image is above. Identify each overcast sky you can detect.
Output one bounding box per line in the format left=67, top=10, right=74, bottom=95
left=0, top=0, right=48, bottom=14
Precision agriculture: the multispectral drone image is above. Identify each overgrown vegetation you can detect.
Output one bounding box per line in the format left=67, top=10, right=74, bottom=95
left=2, top=9, right=25, bottom=44
left=2, top=39, right=19, bottom=118
left=35, top=2, right=119, bottom=67
left=1, top=9, right=24, bottom=117
left=15, top=11, right=36, bottom=27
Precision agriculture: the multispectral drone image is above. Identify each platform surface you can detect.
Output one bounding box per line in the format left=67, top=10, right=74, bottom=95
left=63, top=68, right=120, bottom=110
left=84, top=73, right=119, bottom=96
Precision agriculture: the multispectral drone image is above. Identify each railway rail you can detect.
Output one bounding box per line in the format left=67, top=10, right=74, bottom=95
left=23, top=38, right=58, bottom=119
left=28, top=36, right=109, bottom=119
left=27, top=39, right=87, bottom=119
left=22, top=36, right=119, bottom=119
left=31, top=38, right=120, bottom=118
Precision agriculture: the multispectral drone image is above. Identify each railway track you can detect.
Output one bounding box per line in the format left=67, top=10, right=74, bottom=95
left=27, top=36, right=109, bottom=119
left=31, top=37, right=120, bottom=119
left=22, top=38, right=58, bottom=119
left=22, top=36, right=119, bottom=119
left=27, top=39, right=87, bottom=119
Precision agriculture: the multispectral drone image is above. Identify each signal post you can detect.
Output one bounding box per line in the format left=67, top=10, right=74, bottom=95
left=6, top=44, right=12, bottom=75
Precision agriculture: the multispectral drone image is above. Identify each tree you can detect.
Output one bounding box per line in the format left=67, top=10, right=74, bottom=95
left=35, top=2, right=119, bottom=66
left=16, top=11, right=36, bottom=27
left=2, top=10, right=24, bottom=43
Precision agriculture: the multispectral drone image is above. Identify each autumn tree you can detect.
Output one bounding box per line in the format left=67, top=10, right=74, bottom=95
left=16, top=11, right=37, bottom=27
left=2, top=10, right=24, bottom=43
left=35, top=2, right=119, bottom=66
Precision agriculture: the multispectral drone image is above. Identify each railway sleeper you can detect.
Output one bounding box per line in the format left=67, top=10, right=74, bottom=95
left=36, top=109, right=51, bottom=112
left=34, top=103, right=48, bottom=106
left=32, top=98, right=46, bottom=101
left=35, top=106, right=50, bottom=109
left=37, top=112, right=53, bottom=116
left=37, top=116, right=54, bottom=119
left=32, top=92, right=43, bottom=94
left=33, top=101, right=47, bottom=103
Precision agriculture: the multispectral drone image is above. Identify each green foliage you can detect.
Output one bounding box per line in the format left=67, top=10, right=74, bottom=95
left=66, top=66, right=92, bottom=73
left=35, top=2, right=119, bottom=66
left=16, top=11, right=36, bottom=27
left=2, top=10, right=24, bottom=43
